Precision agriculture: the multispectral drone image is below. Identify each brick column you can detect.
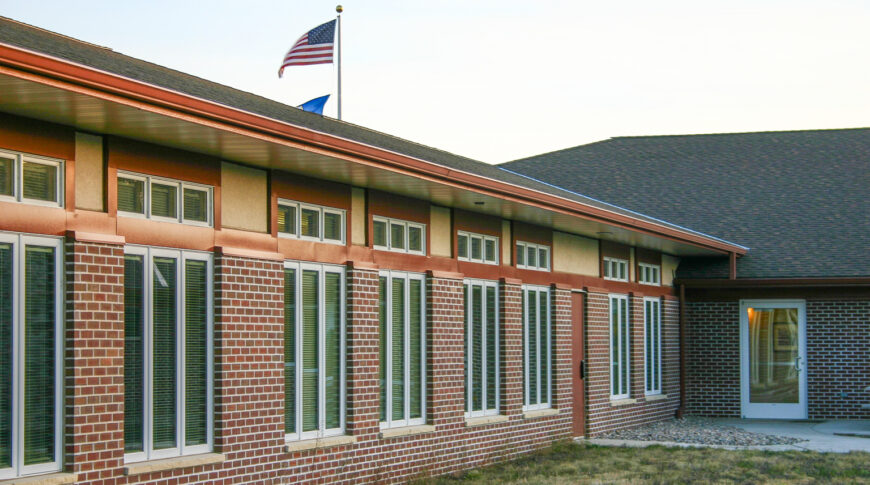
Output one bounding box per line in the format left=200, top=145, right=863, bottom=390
left=583, top=288, right=611, bottom=436
left=64, top=233, right=126, bottom=483
left=630, top=292, right=646, bottom=399
left=345, top=263, right=380, bottom=440
left=500, top=278, right=523, bottom=417
left=662, top=296, right=681, bottom=404
left=551, top=285, right=573, bottom=410
left=426, top=271, right=465, bottom=429
left=213, top=251, right=285, bottom=482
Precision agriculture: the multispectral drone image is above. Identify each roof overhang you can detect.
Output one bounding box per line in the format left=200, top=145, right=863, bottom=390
left=0, top=42, right=747, bottom=257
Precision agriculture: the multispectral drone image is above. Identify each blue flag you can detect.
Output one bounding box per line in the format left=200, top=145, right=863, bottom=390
left=298, top=95, right=330, bottom=115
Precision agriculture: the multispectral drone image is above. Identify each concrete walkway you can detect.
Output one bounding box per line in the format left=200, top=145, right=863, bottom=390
left=584, top=420, right=870, bottom=453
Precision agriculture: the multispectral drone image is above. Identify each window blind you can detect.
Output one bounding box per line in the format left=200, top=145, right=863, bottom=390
left=0, top=244, right=11, bottom=467
left=611, top=300, right=619, bottom=396
left=324, top=272, right=341, bottom=429
left=152, top=257, right=177, bottom=450
left=123, top=255, right=145, bottom=453
left=0, top=156, right=13, bottom=196
left=183, top=189, right=208, bottom=223
left=408, top=226, right=422, bottom=252
left=284, top=269, right=296, bottom=434
left=485, top=286, right=496, bottom=410
left=151, top=184, right=177, bottom=219
left=539, top=291, right=549, bottom=404
left=378, top=277, right=387, bottom=422
left=21, top=162, right=56, bottom=202
left=409, top=279, right=422, bottom=419
left=620, top=298, right=629, bottom=396
left=278, top=205, right=297, bottom=235
left=23, top=246, right=55, bottom=465
left=301, top=209, right=319, bottom=238
left=323, top=212, right=341, bottom=241
left=390, top=278, right=405, bottom=422
left=373, top=220, right=387, bottom=247
left=301, top=270, right=319, bottom=433
left=117, top=178, right=145, bottom=214
left=390, top=224, right=405, bottom=250
left=184, top=260, right=208, bottom=446
left=527, top=292, right=538, bottom=405
left=472, top=285, right=483, bottom=411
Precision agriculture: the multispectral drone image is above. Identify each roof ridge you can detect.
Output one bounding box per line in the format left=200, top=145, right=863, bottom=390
left=0, top=15, right=113, bottom=51
left=611, top=126, right=870, bottom=140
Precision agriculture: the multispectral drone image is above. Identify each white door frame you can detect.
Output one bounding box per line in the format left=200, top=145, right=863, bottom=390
left=739, top=299, right=807, bottom=419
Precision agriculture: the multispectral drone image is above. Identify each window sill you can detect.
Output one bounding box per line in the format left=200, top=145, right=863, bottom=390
left=644, top=394, right=668, bottom=402
left=124, top=452, right=225, bottom=476
left=522, top=408, right=560, bottom=420
left=0, top=473, right=77, bottom=485
left=610, top=398, right=638, bottom=407
left=379, top=424, right=436, bottom=439
left=285, top=435, right=357, bottom=453
left=465, top=415, right=510, bottom=427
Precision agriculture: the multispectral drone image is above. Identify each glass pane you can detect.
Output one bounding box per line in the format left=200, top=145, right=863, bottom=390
left=118, top=177, right=145, bottom=214
left=373, top=220, right=387, bottom=247
left=539, top=291, right=549, bottom=404
left=278, top=205, right=297, bottom=235
left=409, top=279, right=422, bottom=419
left=151, top=183, right=178, bottom=219
left=390, top=223, right=405, bottom=250
left=124, top=255, right=145, bottom=453
left=619, top=262, right=626, bottom=280
left=378, top=277, right=387, bottom=422
left=408, top=226, right=422, bottom=252
left=472, top=285, right=483, bottom=411
left=486, top=286, right=497, bottom=410
left=324, top=272, right=341, bottom=429
left=611, top=299, right=619, bottom=395
left=603, top=261, right=611, bottom=278
left=0, top=244, right=12, bottom=467
left=527, top=290, right=538, bottom=405
left=324, top=212, right=342, bottom=241
left=471, top=237, right=482, bottom=261
left=183, top=188, right=209, bottom=223
left=391, top=278, right=405, bottom=421
left=620, top=298, right=629, bottom=396
left=0, top=155, right=12, bottom=196
left=185, top=260, right=208, bottom=446
left=516, top=244, right=524, bottom=266
left=527, top=247, right=537, bottom=268
left=463, top=286, right=469, bottom=412
left=301, top=208, right=319, bottom=238
left=152, top=257, right=177, bottom=450
left=539, top=248, right=548, bottom=269
left=748, top=307, right=799, bottom=404
left=484, top=239, right=496, bottom=263
left=24, top=246, right=56, bottom=465
left=645, top=301, right=652, bottom=392
left=457, top=234, right=468, bottom=258
left=302, top=270, right=319, bottom=432
left=22, top=162, right=57, bottom=202
left=284, top=269, right=296, bottom=434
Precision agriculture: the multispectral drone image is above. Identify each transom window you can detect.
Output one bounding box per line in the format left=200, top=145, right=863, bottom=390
left=117, top=171, right=212, bottom=226
left=277, top=199, right=345, bottom=245
left=610, top=294, right=630, bottom=399
left=638, top=263, right=661, bottom=286
left=0, top=233, right=63, bottom=480
left=457, top=231, right=498, bottom=265
left=379, top=271, right=426, bottom=428
left=644, top=297, right=662, bottom=395
left=0, top=149, right=63, bottom=208
left=123, top=247, right=213, bottom=462
left=373, top=216, right=426, bottom=255
left=464, top=279, right=499, bottom=417
left=603, top=257, right=628, bottom=282
left=516, top=241, right=550, bottom=271
left=283, top=262, right=346, bottom=441
left=523, top=285, right=551, bottom=411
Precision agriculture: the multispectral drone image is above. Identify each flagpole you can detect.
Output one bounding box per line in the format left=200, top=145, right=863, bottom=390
left=336, top=5, right=343, bottom=120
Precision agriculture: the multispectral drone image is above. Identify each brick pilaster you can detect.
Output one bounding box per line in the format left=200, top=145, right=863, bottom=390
left=551, top=286, right=573, bottom=410
left=345, top=264, right=380, bottom=440
left=500, top=278, right=523, bottom=417
left=630, top=292, right=646, bottom=399
left=426, top=273, right=465, bottom=429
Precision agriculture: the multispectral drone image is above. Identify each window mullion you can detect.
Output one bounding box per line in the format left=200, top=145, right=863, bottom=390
left=177, top=256, right=185, bottom=454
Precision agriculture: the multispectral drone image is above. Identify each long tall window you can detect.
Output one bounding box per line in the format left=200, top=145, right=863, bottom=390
left=283, top=262, right=346, bottom=441
left=379, top=271, right=426, bottom=428
left=0, top=234, right=62, bottom=480
left=523, top=286, right=551, bottom=411
left=610, top=294, right=630, bottom=399
left=124, top=247, right=213, bottom=462
left=464, top=280, right=499, bottom=416
left=644, top=297, right=662, bottom=395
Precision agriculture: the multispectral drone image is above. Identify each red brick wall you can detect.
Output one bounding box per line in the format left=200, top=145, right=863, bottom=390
left=584, top=290, right=680, bottom=436
left=684, top=301, right=741, bottom=417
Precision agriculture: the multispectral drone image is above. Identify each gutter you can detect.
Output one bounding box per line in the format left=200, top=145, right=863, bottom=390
left=676, top=277, right=870, bottom=288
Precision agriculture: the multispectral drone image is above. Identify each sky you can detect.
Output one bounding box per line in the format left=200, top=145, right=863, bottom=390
left=1, top=1, right=868, bottom=163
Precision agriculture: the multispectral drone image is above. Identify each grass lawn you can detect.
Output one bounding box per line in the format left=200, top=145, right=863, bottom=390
left=415, top=441, right=870, bottom=484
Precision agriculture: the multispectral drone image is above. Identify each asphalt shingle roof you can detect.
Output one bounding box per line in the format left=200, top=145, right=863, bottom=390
left=503, top=129, right=870, bottom=279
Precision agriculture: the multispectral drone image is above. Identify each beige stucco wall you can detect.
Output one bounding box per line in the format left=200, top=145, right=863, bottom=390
left=552, top=231, right=599, bottom=276
left=74, top=132, right=104, bottom=211
left=221, top=162, right=268, bottom=233
left=351, top=187, right=366, bottom=246
left=629, top=247, right=636, bottom=282
left=430, top=206, right=452, bottom=257
left=501, top=220, right=512, bottom=265
left=662, top=254, right=680, bottom=287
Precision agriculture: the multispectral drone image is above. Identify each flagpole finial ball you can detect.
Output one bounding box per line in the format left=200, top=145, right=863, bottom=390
left=336, top=5, right=343, bottom=13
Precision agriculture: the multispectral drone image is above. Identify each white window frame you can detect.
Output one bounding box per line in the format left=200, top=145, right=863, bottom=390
left=372, top=216, right=426, bottom=256
left=117, top=171, right=213, bottom=227
left=379, top=270, right=427, bottom=429
left=644, top=297, right=662, bottom=396
left=284, top=261, right=347, bottom=442
left=0, top=149, right=64, bottom=208
left=610, top=294, right=630, bottom=400
left=0, top=233, right=63, bottom=480
left=123, top=246, right=214, bottom=464
left=522, top=285, right=552, bottom=411
left=638, top=263, right=661, bottom=286
left=464, top=279, right=500, bottom=418
left=603, top=257, right=629, bottom=282
left=516, top=241, right=550, bottom=272
left=277, top=199, right=346, bottom=245
left=457, top=231, right=499, bottom=265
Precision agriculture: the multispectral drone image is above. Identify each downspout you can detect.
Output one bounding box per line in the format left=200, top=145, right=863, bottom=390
left=677, top=283, right=687, bottom=418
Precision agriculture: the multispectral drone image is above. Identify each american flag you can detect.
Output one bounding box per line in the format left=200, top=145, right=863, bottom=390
left=278, top=20, right=336, bottom=77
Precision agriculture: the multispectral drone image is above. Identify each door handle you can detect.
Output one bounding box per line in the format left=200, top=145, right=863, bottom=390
left=579, top=360, right=586, bottom=380
left=794, top=356, right=802, bottom=373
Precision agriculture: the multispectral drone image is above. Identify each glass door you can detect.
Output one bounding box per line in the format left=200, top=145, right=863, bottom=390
left=740, top=300, right=807, bottom=419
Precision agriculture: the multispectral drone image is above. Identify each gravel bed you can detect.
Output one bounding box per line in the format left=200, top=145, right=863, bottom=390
left=597, top=417, right=803, bottom=446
